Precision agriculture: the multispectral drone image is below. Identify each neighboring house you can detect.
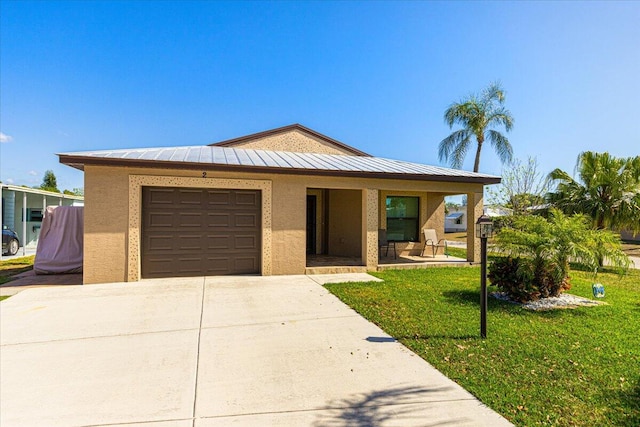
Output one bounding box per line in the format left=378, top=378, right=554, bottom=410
left=445, top=205, right=512, bottom=233
left=445, top=209, right=466, bottom=233
left=0, top=184, right=84, bottom=254
left=58, top=124, right=500, bottom=284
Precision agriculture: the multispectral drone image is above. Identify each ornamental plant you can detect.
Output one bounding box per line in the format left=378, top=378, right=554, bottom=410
left=489, top=209, right=629, bottom=301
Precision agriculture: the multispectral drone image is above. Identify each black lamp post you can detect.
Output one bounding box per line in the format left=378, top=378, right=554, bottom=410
left=475, top=214, right=494, bottom=339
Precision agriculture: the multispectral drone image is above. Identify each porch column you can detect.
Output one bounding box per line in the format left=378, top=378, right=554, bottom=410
left=361, top=188, right=379, bottom=270
left=466, top=191, right=483, bottom=262
left=22, top=192, right=27, bottom=255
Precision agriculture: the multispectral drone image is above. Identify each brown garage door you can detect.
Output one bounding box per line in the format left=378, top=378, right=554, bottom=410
left=141, top=187, right=261, bottom=278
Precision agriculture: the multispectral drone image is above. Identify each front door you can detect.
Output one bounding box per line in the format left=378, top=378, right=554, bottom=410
left=306, top=195, right=317, bottom=254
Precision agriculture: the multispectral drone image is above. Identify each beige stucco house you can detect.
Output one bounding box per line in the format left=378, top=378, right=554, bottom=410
left=59, top=124, right=500, bottom=284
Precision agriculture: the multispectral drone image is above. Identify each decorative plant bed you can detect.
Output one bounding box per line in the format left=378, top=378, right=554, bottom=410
left=491, top=291, right=606, bottom=311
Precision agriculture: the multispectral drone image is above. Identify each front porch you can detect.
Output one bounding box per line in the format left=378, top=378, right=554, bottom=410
left=305, top=252, right=473, bottom=275
left=304, top=186, right=482, bottom=274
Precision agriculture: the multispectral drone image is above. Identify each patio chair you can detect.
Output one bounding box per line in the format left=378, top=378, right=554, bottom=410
left=421, top=228, right=448, bottom=258
left=378, top=229, right=397, bottom=259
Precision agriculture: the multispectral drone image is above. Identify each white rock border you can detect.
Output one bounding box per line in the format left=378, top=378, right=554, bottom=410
left=491, top=292, right=606, bottom=311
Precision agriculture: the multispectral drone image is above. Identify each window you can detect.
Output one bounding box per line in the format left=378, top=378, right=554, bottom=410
left=27, top=208, right=43, bottom=222
left=386, top=196, right=419, bottom=241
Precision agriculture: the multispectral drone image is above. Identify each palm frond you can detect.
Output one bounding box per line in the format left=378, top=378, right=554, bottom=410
left=438, top=130, right=470, bottom=168
left=482, top=81, right=505, bottom=105
left=487, top=130, right=513, bottom=164
left=487, top=106, right=514, bottom=132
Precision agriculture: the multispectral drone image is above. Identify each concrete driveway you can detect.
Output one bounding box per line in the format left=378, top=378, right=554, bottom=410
left=0, top=274, right=512, bottom=427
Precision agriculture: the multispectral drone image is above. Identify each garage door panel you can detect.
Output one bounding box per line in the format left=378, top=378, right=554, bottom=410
left=234, top=213, right=258, bottom=227
left=148, top=212, right=174, bottom=228
left=147, top=235, right=174, bottom=251
left=207, top=191, right=231, bottom=205
left=235, top=235, right=258, bottom=249
left=204, top=257, right=231, bottom=275
left=208, top=213, right=230, bottom=227
left=178, top=189, right=204, bottom=205
left=142, top=187, right=261, bottom=278
left=233, top=257, right=259, bottom=273
left=175, top=257, right=204, bottom=274
left=235, top=191, right=259, bottom=206
left=207, top=235, right=231, bottom=250
left=147, top=188, right=175, bottom=205
left=178, top=212, right=204, bottom=227
left=177, top=235, right=203, bottom=250
left=144, top=258, right=176, bottom=275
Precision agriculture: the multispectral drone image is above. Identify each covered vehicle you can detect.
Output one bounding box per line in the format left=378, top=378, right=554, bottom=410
left=34, top=206, right=83, bottom=274
left=2, top=225, right=20, bottom=256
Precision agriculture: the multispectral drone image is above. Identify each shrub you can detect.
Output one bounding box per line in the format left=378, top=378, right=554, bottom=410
left=488, top=257, right=539, bottom=302
left=488, top=256, right=570, bottom=302
left=490, top=209, right=627, bottom=301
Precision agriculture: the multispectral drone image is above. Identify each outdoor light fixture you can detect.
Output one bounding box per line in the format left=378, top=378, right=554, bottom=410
left=475, top=214, right=494, bottom=239
left=476, top=214, right=493, bottom=338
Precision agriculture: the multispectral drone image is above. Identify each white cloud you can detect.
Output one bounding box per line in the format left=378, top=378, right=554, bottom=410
left=28, top=170, right=38, bottom=176
left=5, top=178, right=15, bottom=184
left=0, top=132, right=13, bottom=143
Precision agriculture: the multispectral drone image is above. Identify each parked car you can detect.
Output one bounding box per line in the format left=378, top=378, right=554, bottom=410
left=2, top=225, right=20, bottom=256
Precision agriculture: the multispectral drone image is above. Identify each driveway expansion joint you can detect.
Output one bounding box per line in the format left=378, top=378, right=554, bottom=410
left=199, top=313, right=361, bottom=330
left=0, top=326, right=201, bottom=347
left=191, top=276, right=207, bottom=427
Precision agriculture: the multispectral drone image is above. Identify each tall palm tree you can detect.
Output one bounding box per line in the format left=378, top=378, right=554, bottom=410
left=439, top=82, right=514, bottom=172
left=547, top=151, right=640, bottom=233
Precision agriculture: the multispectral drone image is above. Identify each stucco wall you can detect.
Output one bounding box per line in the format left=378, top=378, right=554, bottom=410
left=226, top=129, right=352, bottom=155
left=84, top=166, right=129, bottom=283
left=270, top=176, right=306, bottom=275
left=81, top=164, right=484, bottom=284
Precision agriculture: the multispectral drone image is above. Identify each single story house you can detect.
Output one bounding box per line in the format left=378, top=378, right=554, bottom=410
left=1, top=184, right=84, bottom=256
left=445, top=205, right=512, bottom=233
left=59, top=124, right=500, bottom=284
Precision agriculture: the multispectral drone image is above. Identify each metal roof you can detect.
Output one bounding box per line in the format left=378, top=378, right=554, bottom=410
left=58, top=145, right=501, bottom=184
left=446, top=212, right=464, bottom=219
left=0, top=183, right=84, bottom=200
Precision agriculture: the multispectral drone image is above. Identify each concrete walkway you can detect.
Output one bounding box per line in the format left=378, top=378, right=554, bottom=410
left=0, top=274, right=512, bottom=427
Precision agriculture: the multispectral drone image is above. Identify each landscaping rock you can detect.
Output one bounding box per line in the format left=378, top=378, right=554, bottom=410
left=491, top=292, right=605, bottom=311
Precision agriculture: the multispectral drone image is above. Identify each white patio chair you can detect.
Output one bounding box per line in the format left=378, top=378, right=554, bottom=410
left=421, top=228, right=448, bottom=258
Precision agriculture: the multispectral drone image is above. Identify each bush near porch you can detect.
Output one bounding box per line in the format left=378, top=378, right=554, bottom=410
left=325, top=266, right=640, bottom=427
left=489, top=210, right=629, bottom=302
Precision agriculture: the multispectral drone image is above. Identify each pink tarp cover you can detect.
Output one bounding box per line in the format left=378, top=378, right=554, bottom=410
left=34, top=206, right=83, bottom=274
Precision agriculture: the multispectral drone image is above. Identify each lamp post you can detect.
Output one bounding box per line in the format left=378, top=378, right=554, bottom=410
left=475, top=214, right=493, bottom=339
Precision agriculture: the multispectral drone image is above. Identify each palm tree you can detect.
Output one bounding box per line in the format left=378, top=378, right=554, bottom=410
left=439, top=82, right=514, bottom=172
left=547, top=151, right=640, bottom=233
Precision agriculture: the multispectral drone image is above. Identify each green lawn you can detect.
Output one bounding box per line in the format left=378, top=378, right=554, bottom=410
left=0, top=255, right=35, bottom=301
left=325, top=266, right=640, bottom=426
left=0, top=255, right=35, bottom=285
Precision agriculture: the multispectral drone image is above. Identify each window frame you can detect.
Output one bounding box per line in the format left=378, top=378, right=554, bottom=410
left=385, top=196, right=420, bottom=242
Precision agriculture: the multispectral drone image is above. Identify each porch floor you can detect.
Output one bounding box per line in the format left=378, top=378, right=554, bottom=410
left=305, top=253, right=473, bottom=275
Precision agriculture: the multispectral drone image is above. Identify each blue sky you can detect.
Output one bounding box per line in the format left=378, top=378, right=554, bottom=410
left=1, top=1, right=638, bottom=192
